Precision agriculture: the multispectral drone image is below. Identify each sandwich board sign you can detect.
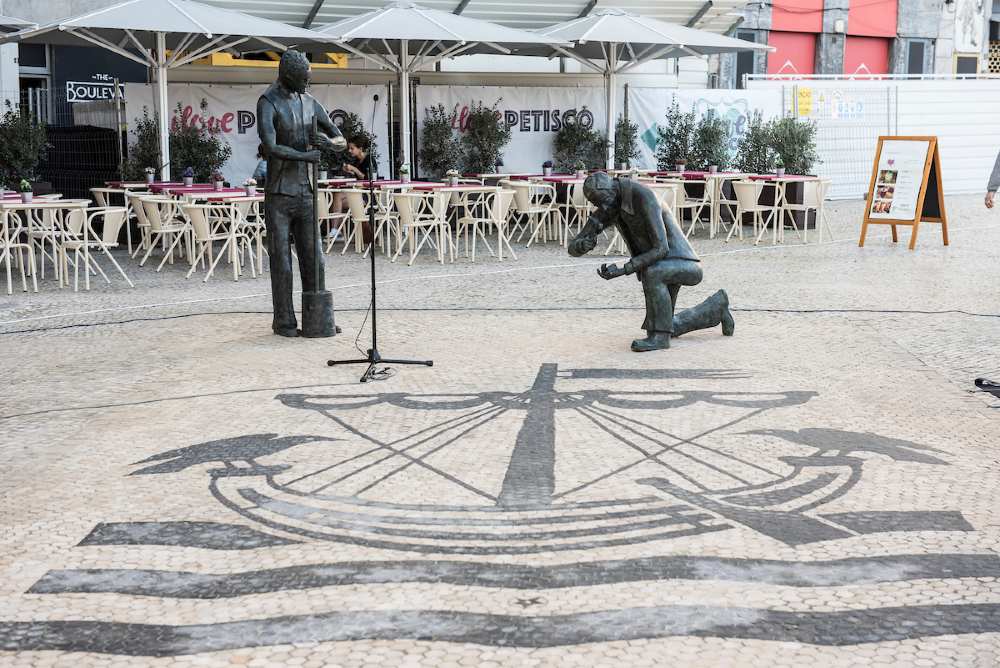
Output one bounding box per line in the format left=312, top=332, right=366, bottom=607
left=859, top=136, right=948, bottom=250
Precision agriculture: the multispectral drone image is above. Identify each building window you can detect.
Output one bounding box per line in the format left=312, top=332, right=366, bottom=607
left=735, top=31, right=757, bottom=88
left=18, top=44, right=49, bottom=73
left=955, top=55, right=979, bottom=74
left=906, top=41, right=926, bottom=74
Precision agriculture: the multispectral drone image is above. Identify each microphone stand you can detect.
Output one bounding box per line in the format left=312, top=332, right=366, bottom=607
left=327, top=94, right=433, bottom=383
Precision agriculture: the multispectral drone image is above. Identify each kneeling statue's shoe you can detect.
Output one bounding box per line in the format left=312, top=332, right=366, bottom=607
left=717, top=289, right=735, bottom=336
left=631, top=332, right=671, bottom=352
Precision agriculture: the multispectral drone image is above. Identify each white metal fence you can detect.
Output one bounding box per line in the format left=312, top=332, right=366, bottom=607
left=749, top=77, right=1000, bottom=200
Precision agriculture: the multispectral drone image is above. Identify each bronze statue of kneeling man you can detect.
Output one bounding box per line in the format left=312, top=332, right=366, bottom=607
left=568, top=173, right=734, bottom=351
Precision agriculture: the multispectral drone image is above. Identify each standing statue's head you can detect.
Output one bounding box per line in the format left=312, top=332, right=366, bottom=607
left=279, top=50, right=311, bottom=95
left=583, top=172, right=619, bottom=211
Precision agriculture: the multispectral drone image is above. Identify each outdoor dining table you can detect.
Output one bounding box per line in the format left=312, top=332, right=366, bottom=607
left=176, top=187, right=250, bottom=200
left=155, top=184, right=223, bottom=196
left=0, top=198, right=90, bottom=294
left=318, top=178, right=358, bottom=187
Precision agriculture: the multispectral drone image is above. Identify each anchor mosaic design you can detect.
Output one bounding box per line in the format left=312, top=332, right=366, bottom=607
left=112, top=363, right=969, bottom=553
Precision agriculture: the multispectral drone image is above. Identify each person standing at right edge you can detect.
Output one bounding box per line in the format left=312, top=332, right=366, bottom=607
left=977, top=151, right=1000, bottom=398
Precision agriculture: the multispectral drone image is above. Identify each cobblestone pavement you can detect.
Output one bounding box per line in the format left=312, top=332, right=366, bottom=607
left=1, top=196, right=998, bottom=666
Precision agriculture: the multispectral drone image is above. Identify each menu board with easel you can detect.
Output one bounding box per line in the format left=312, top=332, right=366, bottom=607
left=859, top=136, right=949, bottom=250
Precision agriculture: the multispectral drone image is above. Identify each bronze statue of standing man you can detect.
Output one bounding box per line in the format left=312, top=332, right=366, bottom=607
left=569, top=173, right=734, bottom=351
left=257, top=50, right=346, bottom=337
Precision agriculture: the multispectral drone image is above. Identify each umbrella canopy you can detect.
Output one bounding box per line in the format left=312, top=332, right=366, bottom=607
left=0, top=0, right=340, bottom=178
left=530, top=7, right=772, bottom=168
left=534, top=7, right=771, bottom=62
left=317, top=1, right=568, bottom=171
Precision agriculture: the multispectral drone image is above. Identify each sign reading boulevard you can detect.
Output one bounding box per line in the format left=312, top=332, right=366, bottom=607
left=859, top=136, right=949, bottom=250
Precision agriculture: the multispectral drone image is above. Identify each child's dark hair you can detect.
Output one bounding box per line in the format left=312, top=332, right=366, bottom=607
left=348, top=134, right=371, bottom=152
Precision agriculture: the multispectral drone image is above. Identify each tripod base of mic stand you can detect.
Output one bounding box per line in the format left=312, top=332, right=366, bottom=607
left=328, top=349, right=433, bottom=383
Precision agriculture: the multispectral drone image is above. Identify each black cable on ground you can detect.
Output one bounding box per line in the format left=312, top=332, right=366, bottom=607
left=2, top=305, right=1000, bottom=337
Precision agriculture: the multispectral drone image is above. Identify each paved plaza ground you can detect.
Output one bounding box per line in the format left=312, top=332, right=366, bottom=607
left=1, top=196, right=999, bottom=666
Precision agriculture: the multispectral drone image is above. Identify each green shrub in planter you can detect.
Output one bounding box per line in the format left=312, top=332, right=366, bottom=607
left=123, top=107, right=161, bottom=181
left=419, top=104, right=463, bottom=179
left=460, top=101, right=512, bottom=175
left=0, top=103, right=49, bottom=189
left=654, top=99, right=695, bottom=170
left=691, top=110, right=730, bottom=171
left=614, top=117, right=641, bottom=168
left=554, top=120, right=608, bottom=172
left=733, top=111, right=774, bottom=175
left=769, top=116, right=819, bottom=175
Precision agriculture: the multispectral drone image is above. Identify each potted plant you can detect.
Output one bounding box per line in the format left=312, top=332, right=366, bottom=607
left=419, top=103, right=463, bottom=180
left=18, top=178, right=32, bottom=203
left=709, top=165, right=719, bottom=173
left=574, top=161, right=587, bottom=179
left=212, top=169, right=225, bottom=191
left=494, top=156, right=504, bottom=174
left=144, top=166, right=156, bottom=184
left=614, top=117, right=641, bottom=172
left=459, top=101, right=511, bottom=175
left=655, top=99, right=695, bottom=171
left=318, top=167, right=328, bottom=181
left=675, top=158, right=687, bottom=173
left=399, top=163, right=411, bottom=183
left=243, top=177, right=257, bottom=197
left=445, top=168, right=460, bottom=186
left=542, top=160, right=554, bottom=177
left=182, top=166, right=194, bottom=187
left=774, top=155, right=785, bottom=178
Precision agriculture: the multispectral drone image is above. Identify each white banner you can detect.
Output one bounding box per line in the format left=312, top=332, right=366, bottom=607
left=124, top=83, right=389, bottom=184
left=628, top=88, right=783, bottom=169
left=415, top=85, right=606, bottom=174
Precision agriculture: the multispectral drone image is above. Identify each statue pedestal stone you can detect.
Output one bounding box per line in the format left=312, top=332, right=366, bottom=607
left=300, top=290, right=335, bottom=338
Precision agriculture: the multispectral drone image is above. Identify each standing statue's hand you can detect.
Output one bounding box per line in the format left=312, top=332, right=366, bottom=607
left=310, top=131, right=331, bottom=150
left=304, top=149, right=322, bottom=163
left=598, top=263, right=625, bottom=280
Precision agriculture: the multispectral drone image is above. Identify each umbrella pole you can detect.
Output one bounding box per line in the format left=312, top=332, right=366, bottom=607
left=399, top=40, right=410, bottom=172
left=605, top=45, right=617, bottom=170
left=155, top=32, right=170, bottom=181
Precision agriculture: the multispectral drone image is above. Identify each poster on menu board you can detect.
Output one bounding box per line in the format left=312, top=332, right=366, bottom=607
left=859, top=136, right=949, bottom=250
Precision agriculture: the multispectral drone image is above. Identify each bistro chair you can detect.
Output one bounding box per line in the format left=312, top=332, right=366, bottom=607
left=506, top=181, right=560, bottom=247
left=730, top=180, right=779, bottom=245
left=558, top=181, right=593, bottom=247
left=319, top=188, right=350, bottom=254
left=674, top=178, right=712, bottom=238
left=139, top=197, right=190, bottom=270
left=58, top=207, right=133, bottom=292
left=782, top=179, right=833, bottom=243
left=126, top=192, right=154, bottom=258
left=392, top=191, right=452, bottom=265
left=1, top=210, right=37, bottom=294
left=90, top=187, right=134, bottom=253
left=456, top=188, right=517, bottom=262
left=343, top=189, right=397, bottom=257
left=181, top=202, right=256, bottom=282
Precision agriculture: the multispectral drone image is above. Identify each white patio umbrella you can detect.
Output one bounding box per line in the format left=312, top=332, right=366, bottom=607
left=316, top=1, right=567, bottom=172
left=532, top=7, right=773, bottom=168
left=0, top=0, right=340, bottom=179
